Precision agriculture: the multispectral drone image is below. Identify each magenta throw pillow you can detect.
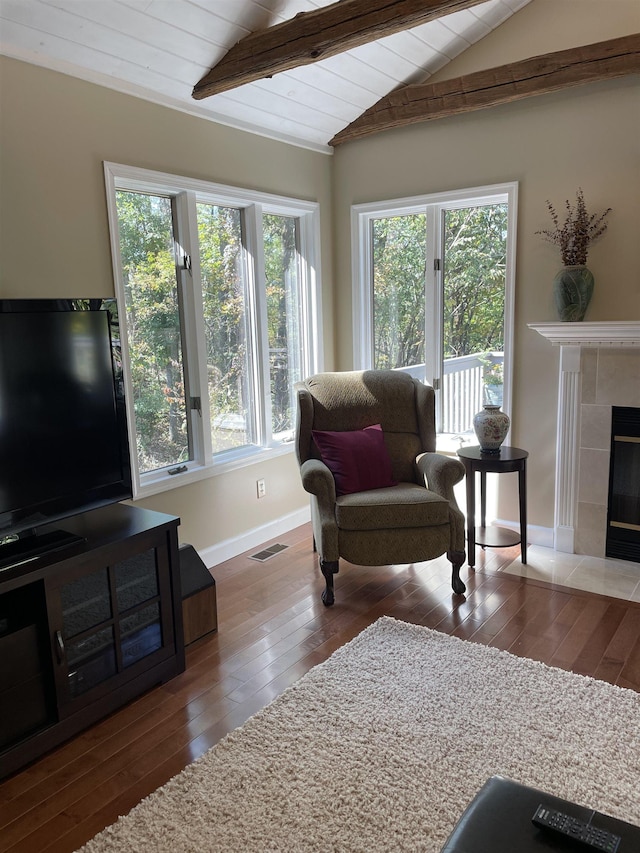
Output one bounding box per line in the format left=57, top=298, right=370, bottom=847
left=312, top=423, right=397, bottom=496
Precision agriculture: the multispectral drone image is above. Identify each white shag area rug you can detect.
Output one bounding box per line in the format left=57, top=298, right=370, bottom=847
left=78, top=617, right=640, bottom=852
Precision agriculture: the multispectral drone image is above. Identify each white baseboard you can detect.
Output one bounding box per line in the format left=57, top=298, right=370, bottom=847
left=195, top=511, right=553, bottom=569
left=553, top=525, right=575, bottom=554
left=198, top=505, right=311, bottom=567
left=494, top=519, right=554, bottom=549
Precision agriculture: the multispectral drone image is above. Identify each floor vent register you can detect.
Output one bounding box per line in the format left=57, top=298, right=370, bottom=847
left=250, top=543, right=289, bottom=562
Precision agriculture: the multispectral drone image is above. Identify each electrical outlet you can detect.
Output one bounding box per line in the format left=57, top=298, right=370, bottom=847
left=257, top=479, right=266, bottom=499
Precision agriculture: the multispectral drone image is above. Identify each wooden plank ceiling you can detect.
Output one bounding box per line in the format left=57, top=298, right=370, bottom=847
left=330, top=33, right=640, bottom=144
left=193, top=0, right=639, bottom=146
left=0, top=0, right=532, bottom=151
left=1, top=1, right=637, bottom=151
left=193, top=0, right=491, bottom=98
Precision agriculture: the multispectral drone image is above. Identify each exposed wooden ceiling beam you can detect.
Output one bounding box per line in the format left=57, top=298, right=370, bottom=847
left=192, top=0, right=487, bottom=100
left=329, top=34, right=640, bottom=146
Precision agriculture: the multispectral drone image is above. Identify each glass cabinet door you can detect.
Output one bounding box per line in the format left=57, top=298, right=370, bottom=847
left=59, top=567, right=116, bottom=698
left=51, top=545, right=170, bottom=710
left=114, top=550, right=163, bottom=667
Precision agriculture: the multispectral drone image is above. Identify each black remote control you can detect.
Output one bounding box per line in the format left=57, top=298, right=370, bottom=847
left=532, top=805, right=621, bottom=852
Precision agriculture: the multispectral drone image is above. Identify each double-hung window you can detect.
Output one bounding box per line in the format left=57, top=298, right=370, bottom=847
left=352, top=183, right=517, bottom=450
left=104, top=163, right=322, bottom=497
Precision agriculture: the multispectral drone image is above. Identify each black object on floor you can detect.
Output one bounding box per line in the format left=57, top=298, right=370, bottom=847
left=179, top=544, right=217, bottom=645
left=440, top=776, right=639, bottom=852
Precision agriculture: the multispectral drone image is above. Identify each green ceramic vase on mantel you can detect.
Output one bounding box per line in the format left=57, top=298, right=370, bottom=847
left=553, top=265, right=595, bottom=322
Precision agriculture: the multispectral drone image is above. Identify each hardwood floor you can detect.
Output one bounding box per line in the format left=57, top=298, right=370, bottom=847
left=2, top=523, right=640, bottom=853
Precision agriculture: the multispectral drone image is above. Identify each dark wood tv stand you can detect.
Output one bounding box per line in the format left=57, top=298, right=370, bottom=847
left=0, top=503, right=185, bottom=779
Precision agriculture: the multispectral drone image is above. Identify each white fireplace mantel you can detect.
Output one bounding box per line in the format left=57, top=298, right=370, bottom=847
left=529, top=321, right=640, bottom=347
left=529, top=321, right=640, bottom=554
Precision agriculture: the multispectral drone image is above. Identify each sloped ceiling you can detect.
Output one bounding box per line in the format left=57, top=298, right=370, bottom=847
left=0, top=0, right=532, bottom=152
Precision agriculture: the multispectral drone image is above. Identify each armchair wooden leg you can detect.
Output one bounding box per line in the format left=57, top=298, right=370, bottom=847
left=320, top=559, right=339, bottom=607
left=448, top=550, right=466, bottom=595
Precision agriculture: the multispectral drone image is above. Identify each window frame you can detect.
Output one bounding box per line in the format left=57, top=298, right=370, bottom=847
left=104, top=162, right=323, bottom=498
left=351, top=182, right=518, bottom=437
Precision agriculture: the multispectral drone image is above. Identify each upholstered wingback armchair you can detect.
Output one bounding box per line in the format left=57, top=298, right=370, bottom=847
left=295, top=369, right=466, bottom=606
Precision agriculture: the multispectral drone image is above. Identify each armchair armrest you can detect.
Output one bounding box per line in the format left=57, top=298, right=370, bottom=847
left=299, top=458, right=339, bottom=563
left=300, top=458, right=337, bottom=503
left=417, top=452, right=465, bottom=553
left=416, top=452, right=464, bottom=500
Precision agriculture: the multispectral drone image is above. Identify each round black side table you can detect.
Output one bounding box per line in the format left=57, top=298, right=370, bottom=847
left=456, top=445, right=528, bottom=568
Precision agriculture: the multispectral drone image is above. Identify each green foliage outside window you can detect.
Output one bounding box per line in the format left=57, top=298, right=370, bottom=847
left=115, top=191, right=189, bottom=473
left=263, top=213, right=300, bottom=435
left=443, top=205, right=507, bottom=359
left=197, top=203, right=251, bottom=453
left=372, top=204, right=507, bottom=372
left=372, top=214, right=426, bottom=370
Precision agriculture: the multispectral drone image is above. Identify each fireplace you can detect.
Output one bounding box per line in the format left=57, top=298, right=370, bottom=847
left=529, top=322, right=640, bottom=560
left=606, top=406, right=640, bottom=563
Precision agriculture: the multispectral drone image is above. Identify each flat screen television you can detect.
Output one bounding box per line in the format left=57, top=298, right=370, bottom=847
left=0, top=299, right=133, bottom=568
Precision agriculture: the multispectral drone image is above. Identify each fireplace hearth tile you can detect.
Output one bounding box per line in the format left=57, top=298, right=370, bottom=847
left=568, top=556, right=640, bottom=599
left=580, top=553, right=640, bottom=578
left=501, top=546, right=640, bottom=602
left=503, top=545, right=580, bottom=583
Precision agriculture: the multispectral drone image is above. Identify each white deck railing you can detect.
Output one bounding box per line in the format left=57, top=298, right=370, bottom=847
left=398, top=352, right=503, bottom=435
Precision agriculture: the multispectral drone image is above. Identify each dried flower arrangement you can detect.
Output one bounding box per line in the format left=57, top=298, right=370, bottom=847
left=536, top=188, right=612, bottom=266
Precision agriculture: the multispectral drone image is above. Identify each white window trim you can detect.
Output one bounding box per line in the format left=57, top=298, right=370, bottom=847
left=104, top=162, right=323, bottom=499
left=351, top=182, right=518, bottom=430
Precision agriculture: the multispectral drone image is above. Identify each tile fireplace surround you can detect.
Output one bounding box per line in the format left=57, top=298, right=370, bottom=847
left=530, top=322, right=640, bottom=559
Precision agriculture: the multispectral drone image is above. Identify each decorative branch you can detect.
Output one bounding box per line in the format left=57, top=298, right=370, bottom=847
left=536, top=188, right=612, bottom=266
